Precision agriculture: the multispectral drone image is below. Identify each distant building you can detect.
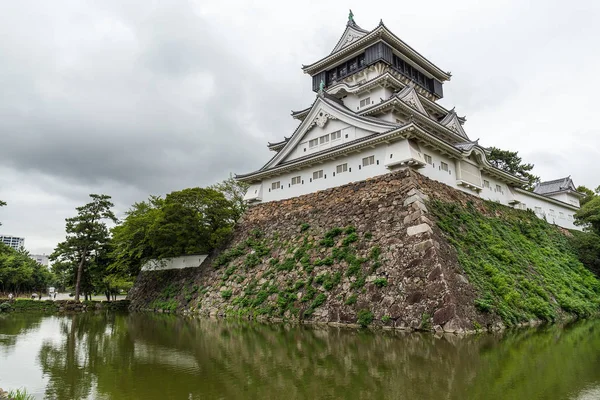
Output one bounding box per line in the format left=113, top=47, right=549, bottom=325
left=30, top=254, right=49, bottom=267
left=0, top=235, right=25, bottom=250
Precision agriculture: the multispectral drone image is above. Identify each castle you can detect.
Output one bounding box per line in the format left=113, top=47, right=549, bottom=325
left=236, top=12, right=583, bottom=230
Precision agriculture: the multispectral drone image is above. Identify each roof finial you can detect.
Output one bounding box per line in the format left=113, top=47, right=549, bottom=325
left=348, top=9, right=354, bottom=23
left=319, top=79, right=325, bottom=93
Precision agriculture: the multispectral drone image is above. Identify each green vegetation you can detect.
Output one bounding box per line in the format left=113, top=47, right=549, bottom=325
left=357, top=309, right=374, bottom=327
left=420, top=313, right=432, bottom=330
left=0, top=243, right=55, bottom=295
left=7, top=388, right=35, bottom=400
left=110, top=176, right=247, bottom=278
left=431, top=200, right=600, bottom=326
left=213, top=224, right=380, bottom=321
left=373, top=278, right=388, bottom=288
left=381, top=315, right=391, bottom=323
left=345, top=294, right=357, bottom=305
left=488, top=147, right=539, bottom=190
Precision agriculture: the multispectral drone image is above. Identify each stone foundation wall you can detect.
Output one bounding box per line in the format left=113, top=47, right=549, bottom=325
left=129, top=170, right=498, bottom=333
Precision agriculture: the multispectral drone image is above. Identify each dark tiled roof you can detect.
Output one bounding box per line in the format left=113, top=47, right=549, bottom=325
left=533, top=177, right=576, bottom=195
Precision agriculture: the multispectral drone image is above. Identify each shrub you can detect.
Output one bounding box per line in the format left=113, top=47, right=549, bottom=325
left=345, top=294, right=357, bottom=305
left=373, top=278, right=388, bottom=288
left=344, top=226, right=356, bottom=234
left=0, top=302, right=12, bottom=312
left=213, top=245, right=246, bottom=268
left=276, top=258, right=295, bottom=272
left=357, top=309, right=374, bottom=327
left=221, top=290, right=233, bottom=300
left=300, top=223, right=310, bottom=232
left=420, top=313, right=432, bottom=330
left=342, top=233, right=359, bottom=246
left=244, top=253, right=261, bottom=269
left=381, top=315, right=391, bottom=323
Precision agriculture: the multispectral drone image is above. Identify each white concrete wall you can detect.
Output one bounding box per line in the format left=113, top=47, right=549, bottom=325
left=514, top=191, right=578, bottom=230
left=257, top=142, right=581, bottom=231
left=283, top=120, right=374, bottom=163
left=342, top=87, right=392, bottom=112
left=263, top=144, right=392, bottom=202
left=141, top=255, right=208, bottom=272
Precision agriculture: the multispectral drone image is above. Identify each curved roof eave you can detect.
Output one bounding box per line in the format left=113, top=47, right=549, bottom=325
left=303, top=25, right=450, bottom=81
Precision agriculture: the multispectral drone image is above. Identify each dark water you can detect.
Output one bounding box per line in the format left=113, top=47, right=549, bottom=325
left=0, top=313, right=599, bottom=400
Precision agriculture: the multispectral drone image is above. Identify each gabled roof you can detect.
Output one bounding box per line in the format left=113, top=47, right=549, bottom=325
left=439, top=109, right=468, bottom=139
left=303, top=20, right=451, bottom=82
left=330, top=17, right=370, bottom=54
left=533, top=176, right=583, bottom=197
left=358, top=92, right=469, bottom=144
left=396, top=84, right=428, bottom=116
left=257, top=93, right=398, bottom=173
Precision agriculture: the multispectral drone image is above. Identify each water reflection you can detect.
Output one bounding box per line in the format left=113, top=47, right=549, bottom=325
left=0, top=313, right=599, bottom=399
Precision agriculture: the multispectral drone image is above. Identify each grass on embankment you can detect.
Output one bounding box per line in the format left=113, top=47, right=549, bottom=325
left=430, top=200, right=600, bottom=326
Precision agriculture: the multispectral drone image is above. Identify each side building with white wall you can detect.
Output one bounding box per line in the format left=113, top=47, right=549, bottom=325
left=236, top=13, right=584, bottom=231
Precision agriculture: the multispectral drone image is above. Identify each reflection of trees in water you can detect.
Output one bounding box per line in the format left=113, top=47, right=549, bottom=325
left=28, top=312, right=600, bottom=400
left=0, top=313, right=44, bottom=351
left=37, top=312, right=130, bottom=400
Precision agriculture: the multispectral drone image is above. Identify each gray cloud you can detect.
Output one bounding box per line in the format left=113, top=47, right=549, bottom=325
left=0, top=0, right=599, bottom=254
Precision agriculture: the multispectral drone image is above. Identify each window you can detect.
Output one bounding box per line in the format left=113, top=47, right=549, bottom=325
left=291, top=176, right=301, bottom=185
left=483, top=180, right=490, bottom=189
left=309, top=138, right=318, bottom=148
left=549, top=209, right=555, bottom=216
left=336, top=163, right=348, bottom=174
left=330, top=130, right=341, bottom=141
left=424, top=154, right=432, bottom=165
left=362, top=155, right=375, bottom=167
left=319, top=135, right=329, bottom=145
left=271, top=181, right=281, bottom=190
left=495, top=184, right=502, bottom=192
left=440, top=162, right=449, bottom=172
left=535, top=206, right=543, bottom=214
left=359, top=97, right=371, bottom=108
left=559, top=212, right=565, bottom=219
left=568, top=214, right=573, bottom=220
left=313, top=170, right=323, bottom=180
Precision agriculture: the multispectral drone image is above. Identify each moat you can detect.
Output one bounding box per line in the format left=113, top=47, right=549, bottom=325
left=1, top=312, right=600, bottom=399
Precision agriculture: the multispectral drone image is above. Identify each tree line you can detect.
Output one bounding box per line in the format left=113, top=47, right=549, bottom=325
left=49, top=176, right=248, bottom=301
left=1, top=148, right=599, bottom=300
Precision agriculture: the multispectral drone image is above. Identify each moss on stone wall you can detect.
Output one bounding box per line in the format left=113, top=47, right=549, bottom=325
left=430, top=199, right=600, bottom=326
left=129, top=169, right=600, bottom=333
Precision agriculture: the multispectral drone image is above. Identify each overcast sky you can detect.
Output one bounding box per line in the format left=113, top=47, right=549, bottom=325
left=1, top=0, right=599, bottom=255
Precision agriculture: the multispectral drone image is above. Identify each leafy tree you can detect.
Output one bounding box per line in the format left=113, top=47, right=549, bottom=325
left=576, top=185, right=599, bottom=206
left=488, top=147, right=539, bottom=190
left=110, top=187, right=236, bottom=277
left=569, top=231, right=600, bottom=277
left=0, top=242, right=54, bottom=294
left=209, top=174, right=249, bottom=222
left=575, top=196, right=600, bottom=235
left=50, top=194, right=117, bottom=301
left=110, top=197, right=164, bottom=278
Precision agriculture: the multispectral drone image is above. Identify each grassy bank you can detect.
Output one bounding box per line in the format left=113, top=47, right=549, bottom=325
left=430, top=200, right=600, bottom=326
left=0, top=299, right=130, bottom=313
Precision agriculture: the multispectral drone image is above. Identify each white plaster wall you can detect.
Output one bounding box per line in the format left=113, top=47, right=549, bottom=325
left=515, top=191, right=578, bottom=230
left=256, top=143, right=581, bottom=231
left=478, top=173, right=514, bottom=204
left=417, top=149, right=456, bottom=188
left=283, top=120, right=375, bottom=163
left=262, top=145, right=391, bottom=202
left=141, top=255, right=208, bottom=271
left=342, top=87, right=392, bottom=112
